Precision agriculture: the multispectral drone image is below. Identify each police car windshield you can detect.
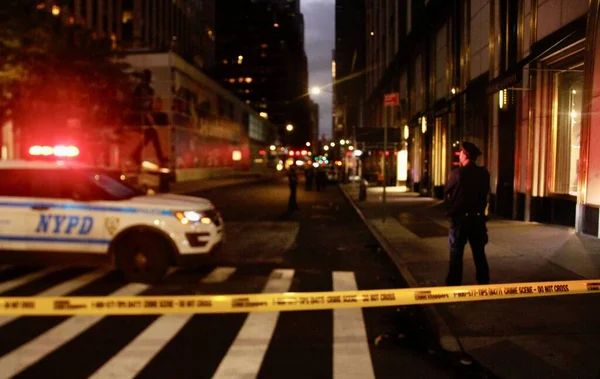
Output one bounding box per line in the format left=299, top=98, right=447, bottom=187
left=82, top=172, right=139, bottom=200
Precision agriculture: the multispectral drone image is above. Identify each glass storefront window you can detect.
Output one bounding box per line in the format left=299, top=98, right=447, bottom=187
left=553, top=68, right=583, bottom=196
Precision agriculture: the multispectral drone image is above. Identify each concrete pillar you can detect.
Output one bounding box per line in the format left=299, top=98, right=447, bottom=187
left=578, top=0, right=600, bottom=234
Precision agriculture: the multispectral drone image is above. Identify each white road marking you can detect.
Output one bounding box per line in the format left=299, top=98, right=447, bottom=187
left=0, top=283, right=149, bottom=379
left=88, top=267, right=238, bottom=379
left=211, top=269, right=295, bottom=379
left=0, top=266, right=64, bottom=294
left=333, top=271, right=375, bottom=379
left=0, top=269, right=108, bottom=328
left=200, top=267, right=236, bottom=283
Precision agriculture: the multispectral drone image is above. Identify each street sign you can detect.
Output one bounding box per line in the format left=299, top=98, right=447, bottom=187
left=384, top=93, right=399, bottom=107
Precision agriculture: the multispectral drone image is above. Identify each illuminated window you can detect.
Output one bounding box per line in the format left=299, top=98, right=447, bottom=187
left=222, top=59, right=228, bottom=64
left=245, top=77, right=253, bottom=83
left=110, top=33, right=117, bottom=50
left=261, top=44, right=268, bottom=49
left=229, top=78, right=235, bottom=83
left=553, top=67, right=583, bottom=195
left=261, top=53, right=267, bottom=58
left=122, top=11, right=133, bottom=23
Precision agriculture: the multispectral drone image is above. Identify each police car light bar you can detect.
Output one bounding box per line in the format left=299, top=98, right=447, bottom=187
left=29, top=145, right=80, bottom=158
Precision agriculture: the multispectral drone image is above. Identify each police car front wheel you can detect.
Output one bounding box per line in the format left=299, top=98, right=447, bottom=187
left=114, top=231, right=172, bottom=284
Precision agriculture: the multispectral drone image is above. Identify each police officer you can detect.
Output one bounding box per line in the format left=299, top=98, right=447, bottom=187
left=444, top=141, right=490, bottom=286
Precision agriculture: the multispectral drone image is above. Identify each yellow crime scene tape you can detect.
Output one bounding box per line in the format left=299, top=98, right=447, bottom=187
left=0, top=279, right=599, bottom=316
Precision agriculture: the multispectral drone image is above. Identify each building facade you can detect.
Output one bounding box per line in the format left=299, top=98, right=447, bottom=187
left=213, top=0, right=311, bottom=148
left=53, top=0, right=215, bottom=70
left=309, top=99, right=320, bottom=153
left=360, top=0, right=600, bottom=238
left=333, top=0, right=366, bottom=148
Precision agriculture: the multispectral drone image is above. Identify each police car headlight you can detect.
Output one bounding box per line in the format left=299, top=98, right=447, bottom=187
left=174, top=211, right=212, bottom=225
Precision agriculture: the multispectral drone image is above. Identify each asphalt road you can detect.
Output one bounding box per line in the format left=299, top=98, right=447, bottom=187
left=0, top=178, right=493, bottom=378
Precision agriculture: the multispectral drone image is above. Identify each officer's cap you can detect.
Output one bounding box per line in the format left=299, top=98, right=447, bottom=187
left=461, top=142, right=481, bottom=159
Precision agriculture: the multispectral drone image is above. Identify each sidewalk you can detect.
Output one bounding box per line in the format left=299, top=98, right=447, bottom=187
left=169, top=170, right=282, bottom=194
left=340, top=182, right=600, bottom=379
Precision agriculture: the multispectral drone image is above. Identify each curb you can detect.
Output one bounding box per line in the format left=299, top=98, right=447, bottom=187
left=338, top=183, right=463, bottom=353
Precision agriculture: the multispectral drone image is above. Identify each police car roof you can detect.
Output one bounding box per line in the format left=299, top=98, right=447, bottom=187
left=0, top=160, right=96, bottom=170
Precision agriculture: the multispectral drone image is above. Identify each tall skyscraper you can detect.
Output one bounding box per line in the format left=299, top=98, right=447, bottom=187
left=334, top=0, right=366, bottom=142
left=214, top=0, right=311, bottom=147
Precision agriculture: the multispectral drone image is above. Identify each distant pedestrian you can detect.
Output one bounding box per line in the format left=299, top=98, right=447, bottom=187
left=316, top=167, right=327, bottom=191
left=444, top=142, right=491, bottom=286
left=287, top=163, right=299, bottom=211
left=305, top=165, right=314, bottom=190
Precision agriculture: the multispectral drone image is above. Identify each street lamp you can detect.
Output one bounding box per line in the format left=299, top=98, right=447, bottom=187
left=286, top=124, right=294, bottom=132
left=310, top=86, right=322, bottom=95
left=306, top=142, right=311, bottom=147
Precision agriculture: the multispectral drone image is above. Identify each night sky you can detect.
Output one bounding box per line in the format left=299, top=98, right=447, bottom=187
left=301, top=0, right=335, bottom=139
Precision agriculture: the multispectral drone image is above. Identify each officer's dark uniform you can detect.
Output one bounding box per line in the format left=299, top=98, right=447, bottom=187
left=444, top=142, right=491, bottom=286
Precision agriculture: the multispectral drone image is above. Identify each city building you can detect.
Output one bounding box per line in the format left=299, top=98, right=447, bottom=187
left=362, top=0, right=600, bottom=238
left=54, top=0, right=216, bottom=70
left=213, top=0, right=311, bottom=148
left=309, top=99, right=320, bottom=153
left=333, top=0, right=366, bottom=143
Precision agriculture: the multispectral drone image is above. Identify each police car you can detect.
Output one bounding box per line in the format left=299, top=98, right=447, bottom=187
left=0, top=160, right=224, bottom=283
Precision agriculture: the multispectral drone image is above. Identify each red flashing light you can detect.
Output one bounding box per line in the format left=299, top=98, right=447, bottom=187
left=29, top=145, right=80, bottom=158
left=259, top=150, right=266, bottom=155
left=385, top=151, right=390, bottom=156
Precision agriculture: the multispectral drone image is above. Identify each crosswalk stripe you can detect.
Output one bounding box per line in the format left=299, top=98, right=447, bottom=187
left=0, top=283, right=149, bottom=379
left=0, top=266, right=64, bottom=294
left=201, top=266, right=236, bottom=283
left=37, top=269, right=109, bottom=297
left=88, top=267, right=238, bottom=379
left=212, top=269, right=295, bottom=379
left=332, top=272, right=375, bottom=379
left=89, top=314, right=189, bottom=379
left=0, top=269, right=108, bottom=329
